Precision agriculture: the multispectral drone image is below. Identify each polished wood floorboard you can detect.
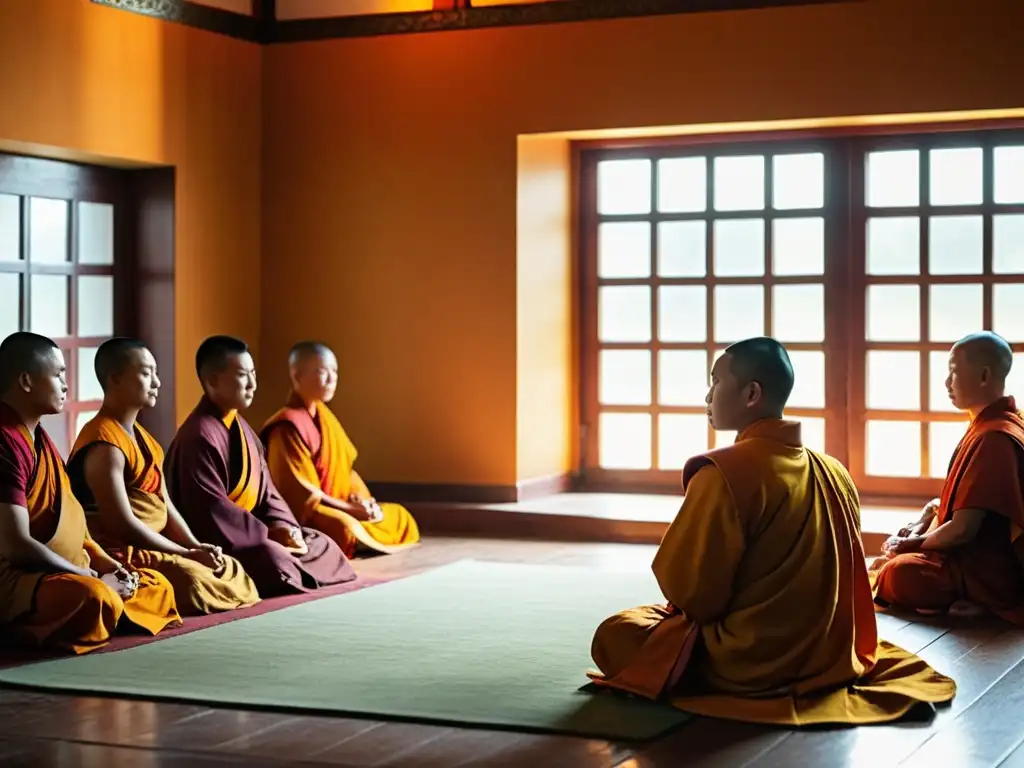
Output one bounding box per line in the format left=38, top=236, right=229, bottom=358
left=0, top=537, right=1021, bottom=767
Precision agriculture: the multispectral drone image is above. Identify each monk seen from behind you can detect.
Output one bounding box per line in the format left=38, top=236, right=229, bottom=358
left=872, top=332, right=1024, bottom=623
left=0, top=332, right=180, bottom=653
left=66, top=338, right=261, bottom=616
left=164, top=336, right=357, bottom=597
left=260, top=341, right=420, bottom=558
left=589, top=337, right=956, bottom=726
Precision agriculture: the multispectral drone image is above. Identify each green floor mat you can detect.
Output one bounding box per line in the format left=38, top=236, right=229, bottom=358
left=0, top=560, right=691, bottom=740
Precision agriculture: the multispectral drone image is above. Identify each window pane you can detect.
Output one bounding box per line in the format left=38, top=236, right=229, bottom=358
left=658, top=221, right=706, bottom=277
left=866, top=421, right=921, bottom=477
left=0, top=274, right=20, bottom=338
left=40, top=413, right=69, bottom=460
left=658, top=286, right=706, bottom=342
left=772, top=217, right=824, bottom=276
left=866, top=284, right=920, bottom=342
left=598, top=222, right=650, bottom=279
left=788, top=350, right=825, bottom=408
left=1007, top=353, right=1024, bottom=401
left=797, top=416, right=826, bottom=453
left=77, top=347, right=104, bottom=402
left=772, top=284, right=824, bottom=342
left=773, top=152, right=824, bottom=210
left=599, top=412, right=651, bottom=470
left=75, top=410, right=99, bottom=442
left=928, top=421, right=967, bottom=478
left=0, top=194, right=19, bottom=262
left=867, top=350, right=920, bottom=410
left=867, top=150, right=919, bottom=208
left=78, top=202, right=114, bottom=265
left=713, top=219, right=764, bottom=277
left=78, top=275, right=114, bottom=338
left=599, top=286, right=651, bottom=342
left=659, top=350, right=708, bottom=406
left=714, top=430, right=737, bottom=448
left=928, top=350, right=957, bottom=412
left=29, top=197, right=69, bottom=264
left=597, top=159, right=650, bottom=215
left=993, top=215, right=1024, bottom=274
left=993, top=284, right=1024, bottom=342
left=714, top=156, right=764, bottom=212
left=929, top=215, right=983, bottom=275
left=866, top=216, right=919, bottom=276
left=30, top=274, right=68, bottom=337
left=658, top=157, right=706, bottom=213
left=714, top=285, right=764, bottom=343
left=994, top=146, right=1024, bottom=204
left=929, top=147, right=983, bottom=206
left=929, top=284, right=983, bottom=342
left=658, top=414, right=709, bottom=470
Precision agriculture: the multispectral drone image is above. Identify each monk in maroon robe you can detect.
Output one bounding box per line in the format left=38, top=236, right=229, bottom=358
left=164, top=336, right=356, bottom=597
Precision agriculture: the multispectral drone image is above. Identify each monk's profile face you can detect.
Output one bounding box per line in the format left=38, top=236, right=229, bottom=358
left=205, top=351, right=257, bottom=412
left=20, top=347, right=67, bottom=416
left=946, top=344, right=994, bottom=411
left=110, top=347, right=160, bottom=409
left=706, top=353, right=759, bottom=431
left=294, top=350, right=338, bottom=404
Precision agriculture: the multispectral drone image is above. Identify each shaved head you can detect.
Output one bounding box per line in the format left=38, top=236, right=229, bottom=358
left=288, top=340, right=333, bottom=369
left=95, top=337, right=149, bottom=392
left=0, top=332, right=59, bottom=393
left=723, top=336, right=795, bottom=411
left=196, top=335, right=249, bottom=381
left=288, top=340, right=338, bottom=405
left=952, top=332, right=1013, bottom=382
left=946, top=331, right=1013, bottom=414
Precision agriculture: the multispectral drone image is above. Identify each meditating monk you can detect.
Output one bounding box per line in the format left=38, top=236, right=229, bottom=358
left=260, top=341, right=420, bottom=557
left=66, top=338, right=261, bottom=616
left=589, top=337, right=955, bottom=725
left=872, top=331, right=1024, bottom=623
left=164, top=335, right=356, bottom=596
left=0, top=332, right=180, bottom=654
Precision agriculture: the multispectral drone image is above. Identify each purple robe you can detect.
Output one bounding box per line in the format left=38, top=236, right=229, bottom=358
left=165, top=397, right=356, bottom=596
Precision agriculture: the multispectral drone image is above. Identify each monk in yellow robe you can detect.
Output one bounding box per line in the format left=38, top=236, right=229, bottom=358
left=260, top=341, right=419, bottom=558
left=0, top=332, right=180, bottom=654
left=590, top=337, right=955, bottom=726
left=66, top=338, right=260, bottom=616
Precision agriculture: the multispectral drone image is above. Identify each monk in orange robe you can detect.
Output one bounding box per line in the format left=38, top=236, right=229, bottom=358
left=66, top=338, right=260, bottom=616
left=0, top=332, right=180, bottom=654
left=260, top=341, right=419, bottom=558
left=872, top=332, right=1024, bottom=623
left=589, top=337, right=955, bottom=726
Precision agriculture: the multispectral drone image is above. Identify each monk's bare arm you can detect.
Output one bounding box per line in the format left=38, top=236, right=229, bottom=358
left=918, top=508, right=988, bottom=550
left=0, top=503, right=96, bottom=576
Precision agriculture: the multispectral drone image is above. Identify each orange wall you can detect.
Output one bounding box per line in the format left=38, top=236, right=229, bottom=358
left=0, top=0, right=262, bottom=425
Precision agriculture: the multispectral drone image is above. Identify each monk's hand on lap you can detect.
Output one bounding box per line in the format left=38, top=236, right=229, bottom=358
left=889, top=535, right=925, bottom=555
left=365, top=499, right=384, bottom=523
left=101, top=569, right=138, bottom=599
left=269, top=525, right=308, bottom=555
left=185, top=547, right=222, bottom=570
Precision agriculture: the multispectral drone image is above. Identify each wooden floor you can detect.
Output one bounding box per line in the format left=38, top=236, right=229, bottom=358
left=1, top=537, right=1022, bottom=767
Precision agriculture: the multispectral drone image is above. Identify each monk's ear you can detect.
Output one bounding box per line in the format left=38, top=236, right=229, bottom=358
left=980, top=366, right=992, bottom=386
left=17, top=371, right=32, bottom=393
left=746, top=381, right=763, bottom=407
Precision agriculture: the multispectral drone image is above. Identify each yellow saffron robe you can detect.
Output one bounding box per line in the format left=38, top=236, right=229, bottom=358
left=67, top=415, right=261, bottom=616
left=261, top=396, right=419, bottom=558
left=589, top=419, right=956, bottom=726
left=0, top=404, right=180, bottom=654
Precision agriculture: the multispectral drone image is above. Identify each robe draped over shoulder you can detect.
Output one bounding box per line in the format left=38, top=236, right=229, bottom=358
left=589, top=419, right=956, bottom=726
left=261, top=396, right=419, bottom=557
left=164, top=397, right=356, bottom=597
left=67, top=414, right=261, bottom=616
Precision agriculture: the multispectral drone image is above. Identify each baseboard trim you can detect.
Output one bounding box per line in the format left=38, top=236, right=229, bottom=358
left=371, top=473, right=574, bottom=505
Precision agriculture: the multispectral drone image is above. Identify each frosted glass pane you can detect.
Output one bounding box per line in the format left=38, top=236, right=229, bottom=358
left=30, top=275, right=68, bottom=337
left=929, top=284, right=983, bottom=342
left=658, top=221, right=706, bottom=277
left=772, top=284, right=824, bottom=342
left=40, top=413, right=69, bottom=459
left=599, top=350, right=651, bottom=406
left=714, top=430, right=737, bottom=448
left=0, top=194, right=19, bottom=262
left=993, top=284, right=1024, bottom=342
left=598, top=222, right=650, bottom=279
left=77, top=347, right=104, bottom=402
left=658, top=157, right=706, bottom=213
left=867, top=351, right=920, bottom=410
left=658, top=286, right=706, bottom=342
left=77, top=275, right=114, bottom=338
left=772, top=217, right=824, bottom=276
left=0, top=274, right=20, bottom=338
left=929, top=147, right=983, bottom=206
left=714, top=285, right=764, bottom=343
left=599, top=286, right=651, bottom=342
left=29, top=197, right=69, bottom=264
left=1007, top=353, right=1024, bottom=401
left=928, top=351, right=957, bottom=412
left=797, top=416, right=826, bottom=453
left=788, top=350, right=825, bottom=408
left=928, top=421, right=967, bottom=478
left=867, top=150, right=919, bottom=208
left=78, top=202, right=114, bottom=265
left=713, top=219, right=764, bottom=277
left=598, top=159, right=651, bottom=215
left=598, top=412, right=651, bottom=470
left=993, top=215, right=1024, bottom=274
left=659, top=350, right=708, bottom=406
left=866, top=217, right=919, bottom=275
left=714, top=156, right=764, bottom=212
left=75, top=410, right=99, bottom=441
left=866, top=285, right=920, bottom=342
left=773, top=153, right=824, bottom=210
left=994, top=146, right=1024, bottom=204
left=866, top=421, right=921, bottom=477
left=658, top=414, right=709, bottom=470
left=928, top=216, right=983, bottom=275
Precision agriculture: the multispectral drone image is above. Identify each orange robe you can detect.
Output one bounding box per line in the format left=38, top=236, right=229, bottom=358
left=589, top=419, right=956, bottom=726
left=67, top=414, right=261, bottom=616
left=261, top=396, right=419, bottom=557
left=873, top=397, right=1024, bottom=623
left=0, top=404, right=180, bottom=654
